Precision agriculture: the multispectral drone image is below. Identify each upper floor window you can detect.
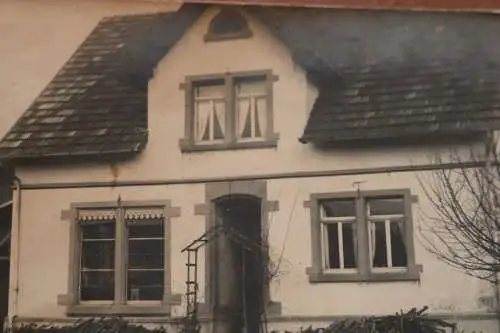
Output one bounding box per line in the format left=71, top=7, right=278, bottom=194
left=180, top=71, right=279, bottom=152
left=58, top=201, right=181, bottom=316
left=306, top=190, right=422, bottom=283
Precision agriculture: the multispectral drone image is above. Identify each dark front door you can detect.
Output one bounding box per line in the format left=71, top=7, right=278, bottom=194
left=212, top=196, right=264, bottom=333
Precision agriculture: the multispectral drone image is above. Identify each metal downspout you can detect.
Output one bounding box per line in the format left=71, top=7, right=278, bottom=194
left=7, top=176, right=22, bottom=329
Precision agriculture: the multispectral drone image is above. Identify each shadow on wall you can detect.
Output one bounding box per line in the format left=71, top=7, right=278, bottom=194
left=0, top=203, right=11, bottom=333
left=0, top=260, right=8, bottom=333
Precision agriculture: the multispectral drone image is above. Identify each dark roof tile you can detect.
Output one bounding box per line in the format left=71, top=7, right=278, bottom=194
left=0, top=4, right=205, bottom=160
left=248, top=6, right=500, bottom=144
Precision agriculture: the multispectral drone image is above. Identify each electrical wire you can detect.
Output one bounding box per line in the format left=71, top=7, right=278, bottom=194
left=273, top=185, right=300, bottom=276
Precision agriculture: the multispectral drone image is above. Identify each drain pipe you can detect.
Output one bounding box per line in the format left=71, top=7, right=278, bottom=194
left=7, top=176, right=22, bottom=329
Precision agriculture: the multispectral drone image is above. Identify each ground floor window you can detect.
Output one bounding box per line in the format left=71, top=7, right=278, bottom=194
left=307, top=189, right=422, bottom=282
left=78, top=207, right=165, bottom=302
left=59, top=200, right=181, bottom=316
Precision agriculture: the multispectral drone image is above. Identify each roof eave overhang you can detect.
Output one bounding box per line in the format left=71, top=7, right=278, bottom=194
left=183, top=0, right=500, bottom=14
left=0, top=147, right=145, bottom=165
left=300, top=130, right=489, bottom=147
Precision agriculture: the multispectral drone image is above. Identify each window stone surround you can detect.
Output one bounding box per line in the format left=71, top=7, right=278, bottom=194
left=58, top=200, right=182, bottom=316
left=179, top=70, right=280, bottom=153
left=304, top=189, right=423, bottom=283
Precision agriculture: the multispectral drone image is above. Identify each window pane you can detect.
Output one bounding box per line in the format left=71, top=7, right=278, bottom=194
left=80, top=222, right=115, bottom=271
left=371, top=221, right=388, bottom=268
left=79, top=221, right=115, bottom=302
left=128, top=221, right=163, bottom=269
left=81, top=240, right=115, bottom=270
left=390, top=222, right=407, bottom=267
left=128, top=223, right=163, bottom=238
left=195, top=81, right=225, bottom=98
left=235, top=77, right=266, bottom=95
left=128, top=239, right=164, bottom=269
left=213, top=102, right=225, bottom=140
left=127, top=270, right=164, bottom=301
left=195, top=100, right=226, bottom=143
left=255, top=97, right=267, bottom=137
left=81, top=222, right=115, bottom=240
left=325, top=223, right=356, bottom=269
left=237, top=97, right=252, bottom=138
left=342, top=223, right=356, bottom=268
left=325, top=224, right=339, bottom=269
left=196, top=100, right=211, bottom=142
left=126, top=219, right=164, bottom=301
left=321, top=199, right=356, bottom=218
left=194, top=80, right=226, bottom=144
left=80, top=271, right=114, bottom=301
left=369, top=197, right=404, bottom=215
left=235, top=76, right=267, bottom=141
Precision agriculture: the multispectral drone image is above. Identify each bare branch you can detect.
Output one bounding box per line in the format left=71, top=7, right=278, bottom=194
left=418, top=141, right=500, bottom=283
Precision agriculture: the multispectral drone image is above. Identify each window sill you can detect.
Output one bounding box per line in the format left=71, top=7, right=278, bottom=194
left=60, top=294, right=182, bottom=317
left=179, top=135, right=279, bottom=153
left=66, top=304, right=173, bottom=316
left=306, top=265, right=423, bottom=283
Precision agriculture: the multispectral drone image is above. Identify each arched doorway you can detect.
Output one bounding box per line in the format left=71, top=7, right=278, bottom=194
left=211, top=195, right=264, bottom=333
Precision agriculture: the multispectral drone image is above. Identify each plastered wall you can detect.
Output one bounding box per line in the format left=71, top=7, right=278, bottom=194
left=12, top=171, right=499, bottom=331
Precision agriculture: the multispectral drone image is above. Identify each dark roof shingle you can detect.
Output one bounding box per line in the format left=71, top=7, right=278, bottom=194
left=248, top=6, right=500, bottom=144
left=0, top=5, right=205, bottom=160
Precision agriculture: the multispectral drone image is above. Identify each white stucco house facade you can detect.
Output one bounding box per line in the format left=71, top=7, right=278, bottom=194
left=1, top=2, right=500, bottom=333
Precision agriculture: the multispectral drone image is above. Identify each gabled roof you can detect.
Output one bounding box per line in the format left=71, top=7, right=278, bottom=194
left=1, top=4, right=500, bottom=159
left=0, top=5, right=205, bottom=160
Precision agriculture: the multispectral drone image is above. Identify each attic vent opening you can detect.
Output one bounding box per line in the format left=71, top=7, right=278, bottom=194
left=205, top=8, right=252, bottom=42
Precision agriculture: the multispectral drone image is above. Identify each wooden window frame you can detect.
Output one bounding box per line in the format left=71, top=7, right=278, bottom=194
left=304, top=189, right=423, bottom=283
left=57, top=200, right=182, bottom=316
left=179, top=70, right=279, bottom=153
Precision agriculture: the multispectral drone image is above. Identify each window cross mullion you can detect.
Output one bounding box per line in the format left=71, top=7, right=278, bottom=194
left=250, top=96, right=256, bottom=138
left=209, top=100, right=215, bottom=141
left=225, top=76, right=235, bottom=143
left=338, top=222, right=345, bottom=269
left=114, top=206, right=126, bottom=305
left=385, top=219, right=392, bottom=268
left=322, top=224, right=329, bottom=270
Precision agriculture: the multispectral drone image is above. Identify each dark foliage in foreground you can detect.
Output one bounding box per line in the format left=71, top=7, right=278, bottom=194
left=275, top=307, right=456, bottom=333
left=8, top=307, right=456, bottom=333
left=10, top=318, right=166, bottom=333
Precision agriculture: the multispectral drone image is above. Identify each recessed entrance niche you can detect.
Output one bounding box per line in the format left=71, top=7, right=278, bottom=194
left=193, top=180, right=282, bottom=332
left=212, top=195, right=263, bottom=333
